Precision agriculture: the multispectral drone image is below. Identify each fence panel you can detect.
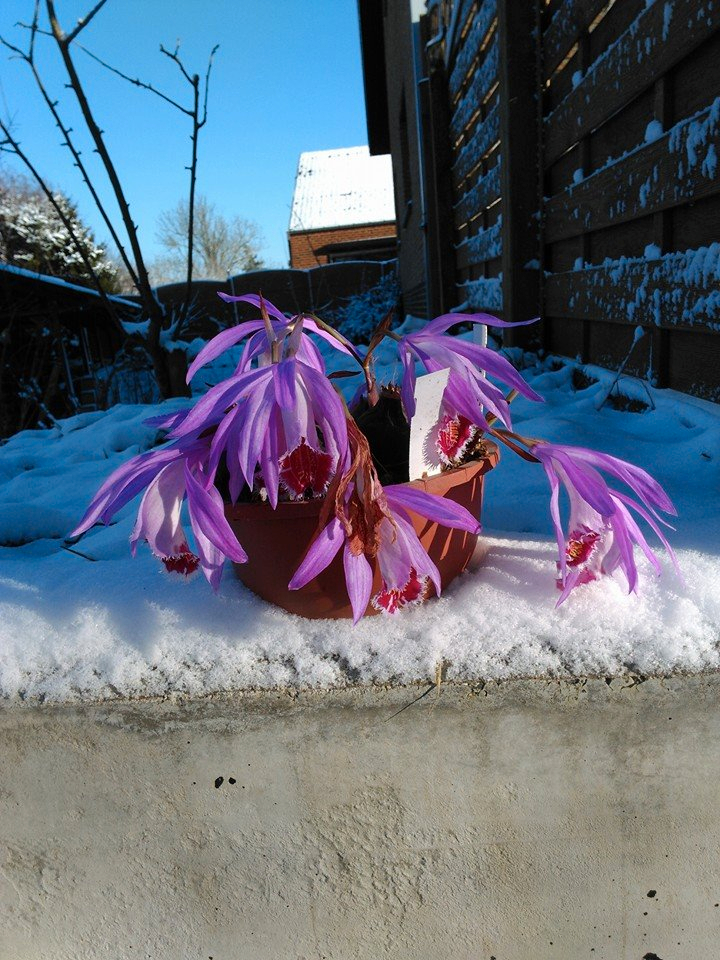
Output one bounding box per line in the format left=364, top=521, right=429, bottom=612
left=537, top=0, right=720, bottom=398
left=422, top=0, right=720, bottom=394
left=544, top=0, right=720, bottom=165
left=443, top=0, right=502, bottom=313
left=544, top=100, right=720, bottom=243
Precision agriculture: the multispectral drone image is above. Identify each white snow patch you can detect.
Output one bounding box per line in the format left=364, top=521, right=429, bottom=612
left=1, top=338, right=720, bottom=702
left=663, top=1, right=673, bottom=39
left=645, top=119, right=664, bottom=143
left=702, top=143, right=718, bottom=180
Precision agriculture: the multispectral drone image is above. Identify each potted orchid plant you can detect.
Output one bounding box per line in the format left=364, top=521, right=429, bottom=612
left=71, top=293, right=679, bottom=622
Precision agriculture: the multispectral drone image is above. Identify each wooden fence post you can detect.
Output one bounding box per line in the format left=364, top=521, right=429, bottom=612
left=497, top=0, right=542, bottom=346
left=419, top=53, right=457, bottom=318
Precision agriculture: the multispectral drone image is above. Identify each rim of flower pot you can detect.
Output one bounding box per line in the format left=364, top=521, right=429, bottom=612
left=224, top=441, right=499, bottom=619
left=224, top=440, right=500, bottom=519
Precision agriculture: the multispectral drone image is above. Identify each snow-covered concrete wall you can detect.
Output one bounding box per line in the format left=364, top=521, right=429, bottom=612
left=3, top=675, right=720, bottom=959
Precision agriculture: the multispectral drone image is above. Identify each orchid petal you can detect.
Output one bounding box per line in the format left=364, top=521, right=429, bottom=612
left=385, top=485, right=480, bottom=533
left=186, top=319, right=265, bottom=382
left=237, top=378, right=275, bottom=490
left=302, top=317, right=355, bottom=356
left=399, top=346, right=418, bottom=419
left=262, top=408, right=282, bottom=509
left=70, top=444, right=190, bottom=537
left=170, top=366, right=271, bottom=439
left=612, top=492, right=683, bottom=581
left=130, top=460, right=186, bottom=558
left=185, top=463, right=247, bottom=564
left=274, top=358, right=297, bottom=410
left=447, top=339, right=545, bottom=402
left=375, top=513, right=441, bottom=597
left=289, top=516, right=346, bottom=589
left=217, top=291, right=289, bottom=324
left=543, top=461, right=567, bottom=585
left=343, top=544, right=373, bottom=624
left=420, top=312, right=539, bottom=337
left=143, top=407, right=191, bottom=431
left=566, top=447, right=677, bottom=517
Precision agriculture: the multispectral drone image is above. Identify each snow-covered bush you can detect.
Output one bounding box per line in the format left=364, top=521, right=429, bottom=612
left=0, top=174, right=119, bottom=291
left=326, top=272, right=400, bottom=344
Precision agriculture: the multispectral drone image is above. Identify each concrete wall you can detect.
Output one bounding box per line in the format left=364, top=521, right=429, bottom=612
left=2, top=675, right=720, bottom=959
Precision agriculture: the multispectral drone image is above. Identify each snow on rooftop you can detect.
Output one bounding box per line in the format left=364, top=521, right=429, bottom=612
left=288, top=146, right=396, bottom=232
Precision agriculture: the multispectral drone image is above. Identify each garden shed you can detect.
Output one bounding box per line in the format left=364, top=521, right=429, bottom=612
left=0, top=263, right=134, bottom=436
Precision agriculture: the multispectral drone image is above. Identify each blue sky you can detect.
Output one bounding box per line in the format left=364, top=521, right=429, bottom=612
left=0, top=0, right=370, bottom=267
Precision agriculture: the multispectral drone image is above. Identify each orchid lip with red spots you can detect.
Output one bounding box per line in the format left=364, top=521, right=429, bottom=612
left=161, top=544, right=201, bottom=576
left=279, top=439, right=334, bottom=499
left=372, top=568, right=427, bottom=614
left=566, top=527, right=601, bottom=567
left=437, top=414, right=478, bottom=466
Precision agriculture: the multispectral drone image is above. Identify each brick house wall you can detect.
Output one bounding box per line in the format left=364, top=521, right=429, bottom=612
left=288, top=221, right=397, bottom=269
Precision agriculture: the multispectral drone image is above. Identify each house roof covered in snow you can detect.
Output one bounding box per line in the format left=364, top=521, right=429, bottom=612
left=288, top=146, right=396, bottom=233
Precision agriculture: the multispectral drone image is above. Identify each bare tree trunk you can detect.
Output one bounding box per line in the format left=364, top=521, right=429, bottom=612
left=2, top=2, right=218, bottom=401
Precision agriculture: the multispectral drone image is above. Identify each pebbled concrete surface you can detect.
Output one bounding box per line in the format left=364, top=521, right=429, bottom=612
left=1, top=674, right=720, bottom=959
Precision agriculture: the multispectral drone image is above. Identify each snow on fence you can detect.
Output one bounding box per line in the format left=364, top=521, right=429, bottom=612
left=427, top=0, right=720, bottom=398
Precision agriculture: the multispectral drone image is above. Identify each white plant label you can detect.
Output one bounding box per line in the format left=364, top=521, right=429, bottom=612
left=408, top=367, right=450, bottom=480
left=472, top=322, right=488, bottom=348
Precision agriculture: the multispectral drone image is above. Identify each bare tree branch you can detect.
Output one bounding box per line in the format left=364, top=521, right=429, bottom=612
left=76, top=42, right=190, bottom=115
left=41, top=0, right=188, bottom=397
left=44, top=0, right=163, bottom=340
left=4, top=1, right=219, bottom=398
left=0, top=118, right=124, bottom=332
left=65, top=0, right=109, bottom=44
left=29, top=0, right=40, bottom=61
left=154, top=41, right=220, bottom=335
left=159, top=42, right=194, bottom=86
left=0, top=21, right=140, bottom=289
left=14, top=20, right=53, bottom=41
left=200, top=44, right=219, bottom=126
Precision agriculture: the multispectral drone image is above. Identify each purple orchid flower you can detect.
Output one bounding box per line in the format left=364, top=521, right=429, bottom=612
left=532, top=442, right=680, bottom=604
left=398, top=312, right=543, bottom=429
left=288, top=480, right=481, bottom=624
left=186, top=293, right=354, bottom=384
left=70, top=434, right=247, bottom=590
left=170, top=320, right=349, bottom=509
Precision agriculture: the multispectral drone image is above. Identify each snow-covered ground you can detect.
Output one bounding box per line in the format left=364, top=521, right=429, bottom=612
left=1, top=330, right=719, bottom=702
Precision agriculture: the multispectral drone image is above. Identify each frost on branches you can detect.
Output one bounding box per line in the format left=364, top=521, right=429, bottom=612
left=0, top=175, right=119, bottom=292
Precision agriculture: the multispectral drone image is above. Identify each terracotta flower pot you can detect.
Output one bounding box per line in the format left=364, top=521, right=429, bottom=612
left=224, top=441, right=499, bottom=619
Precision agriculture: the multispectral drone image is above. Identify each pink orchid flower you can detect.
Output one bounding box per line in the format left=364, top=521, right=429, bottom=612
left=398, top=311, right=543, bottom=429
left=533, top=442, right=681, bottom=604
left=170, top=316, right=349, bottom=508
left=70, top=434, right=247, bottom=590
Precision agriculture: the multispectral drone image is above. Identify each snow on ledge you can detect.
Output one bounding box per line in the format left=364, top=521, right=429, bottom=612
left=1, top=353, right=719, bottom=703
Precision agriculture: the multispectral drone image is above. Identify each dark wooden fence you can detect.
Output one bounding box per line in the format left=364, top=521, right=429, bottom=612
left=155, top=259, right=396, bottom=337
left=427, top=0, right=720, bottom=398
